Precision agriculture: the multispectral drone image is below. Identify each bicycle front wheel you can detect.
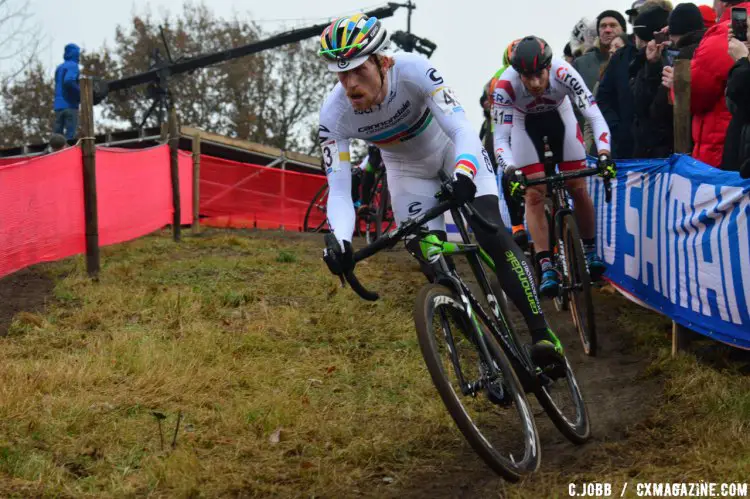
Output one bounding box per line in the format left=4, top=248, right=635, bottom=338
left=414, top=284, right=541, bottom=481
left=533, top=355, right=591, bottom=444
left=561, top=214, right=597, bottom=356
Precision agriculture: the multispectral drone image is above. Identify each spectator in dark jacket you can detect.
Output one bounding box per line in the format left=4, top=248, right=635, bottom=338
left=690, top=0, right=750, bottom=167
left=723, top=26, right=750, bottom=176
left=632, top=4, right=705, bottom=157
left=597, top=38, right=638, bottom=158
left=53, top=43, right=81, bottom=141
left=630, top=7, right=671, bottom=157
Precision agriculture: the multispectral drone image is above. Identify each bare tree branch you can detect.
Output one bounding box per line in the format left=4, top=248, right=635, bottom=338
left=0, top=0, right=44, bottom=84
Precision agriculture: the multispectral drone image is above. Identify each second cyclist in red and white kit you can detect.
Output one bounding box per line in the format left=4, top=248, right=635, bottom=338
left=492, top=36, right=616, bottom=297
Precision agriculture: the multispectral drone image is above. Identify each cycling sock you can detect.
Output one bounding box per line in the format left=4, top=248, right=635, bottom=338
left=583, top=238, right=596, bottom=254
left=536, top=251, right=553, bottom=272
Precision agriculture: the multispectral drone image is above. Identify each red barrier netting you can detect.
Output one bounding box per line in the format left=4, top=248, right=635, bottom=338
left=0, top=147, right=86, bottom=278
left=0, top=145, right=194, bottom=279
left=97, top=146, right=193, bottom=247
left=0, top=157, right=30, bottom=167
left=199, top=154, right=326, bottom=231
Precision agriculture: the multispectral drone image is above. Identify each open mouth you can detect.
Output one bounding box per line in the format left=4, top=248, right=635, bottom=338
left=348, top=92, right=366, bottom=106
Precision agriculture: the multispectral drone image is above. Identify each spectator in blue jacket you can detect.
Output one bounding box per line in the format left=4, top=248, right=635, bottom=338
left=53, top=43, right=81, bottom=140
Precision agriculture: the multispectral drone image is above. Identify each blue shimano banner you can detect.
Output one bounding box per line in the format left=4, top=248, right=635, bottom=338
left=586, top=154, right=750, bottom=348
left=448, top=156, right=749, bottom=347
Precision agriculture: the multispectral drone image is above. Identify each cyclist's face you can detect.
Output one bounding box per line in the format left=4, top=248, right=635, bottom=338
left=520, top=68, right=550, bottom=97
left=338, top=58, right=384, bottom=111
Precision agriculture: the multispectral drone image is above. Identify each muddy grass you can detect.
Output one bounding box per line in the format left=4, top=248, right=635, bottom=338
left=0, top=266, right=56, bottom=337
left=0, top=229, right=747, bottom=498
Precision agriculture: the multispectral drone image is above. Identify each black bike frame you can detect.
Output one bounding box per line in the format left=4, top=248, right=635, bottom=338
left=523, top=160, right=612, bottom=289
left=330, top=176, right=540, bottom=389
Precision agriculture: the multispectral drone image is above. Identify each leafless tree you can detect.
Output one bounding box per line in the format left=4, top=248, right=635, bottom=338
left=0, top=0, right=43, bottom=84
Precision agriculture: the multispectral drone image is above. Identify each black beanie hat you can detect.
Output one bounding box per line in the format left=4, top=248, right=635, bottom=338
left=633, top=6, right=670, bottom=42
left=597, top=10, right=627, bottom=32
left=668, top=3, right=705, bottom=36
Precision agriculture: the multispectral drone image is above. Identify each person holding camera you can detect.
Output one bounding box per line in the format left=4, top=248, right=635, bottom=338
left=630, top=6, right=672, bottom=157
left=632, top=3, right=707, bottom=157
left=723, top=24, right=750, bottom=177
left=689, top=0, right=750, bottom=168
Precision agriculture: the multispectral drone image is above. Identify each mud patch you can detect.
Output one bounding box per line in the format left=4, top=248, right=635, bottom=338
left=0, top=266, right=55, bottom=336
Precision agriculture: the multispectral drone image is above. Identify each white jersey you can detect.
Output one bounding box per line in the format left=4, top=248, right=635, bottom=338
left=491, top=58, right=611, bottom=170
left=319, top=52, right=492, bottom=244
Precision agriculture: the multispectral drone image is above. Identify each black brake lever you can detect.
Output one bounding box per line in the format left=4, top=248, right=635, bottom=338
left=604, top=176, right=612, bottom=204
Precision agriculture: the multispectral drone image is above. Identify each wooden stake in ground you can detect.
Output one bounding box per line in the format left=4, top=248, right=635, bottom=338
left=671, top=59, right=695, bottom=355
left=168, top=105, right=181, bottom=242
left=192, top=133, right=201, bottom=231
left=80, top=77, right=100, bottom=279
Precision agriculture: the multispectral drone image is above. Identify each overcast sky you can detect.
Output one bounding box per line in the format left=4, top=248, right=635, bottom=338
left=27, top=0, right=698, bottom=134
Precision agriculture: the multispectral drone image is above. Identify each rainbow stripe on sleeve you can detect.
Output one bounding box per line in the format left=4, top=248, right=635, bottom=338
left=454, top=153, right=478, bottom=178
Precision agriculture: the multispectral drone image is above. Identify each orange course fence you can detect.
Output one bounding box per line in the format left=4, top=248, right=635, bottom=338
left=0, top=145, right=193, bottom=279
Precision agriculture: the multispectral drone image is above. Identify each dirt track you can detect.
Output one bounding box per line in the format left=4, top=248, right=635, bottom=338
left=0, top=231, right=668, bottom=497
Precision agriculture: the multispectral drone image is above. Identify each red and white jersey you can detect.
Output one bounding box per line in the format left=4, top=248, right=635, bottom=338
left=491, top=58, right=611, bottom=170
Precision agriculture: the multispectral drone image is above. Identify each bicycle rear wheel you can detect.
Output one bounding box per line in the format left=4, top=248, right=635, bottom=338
left=490, top=264, right=591, bottom=444
left=414, top=284, right=541, bottom=481
left=303, top=183, right=330, bottom=233
left=561, top=214, right=597, bottom=356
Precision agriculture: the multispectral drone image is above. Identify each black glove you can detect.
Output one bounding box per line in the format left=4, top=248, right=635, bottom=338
left=503, top=166, right=525, bottom=200
left=450, top=173, right=477, bottom=204
left=323, top=235, right=354, bottom=276
left=597, top=154, right=617, bottom=179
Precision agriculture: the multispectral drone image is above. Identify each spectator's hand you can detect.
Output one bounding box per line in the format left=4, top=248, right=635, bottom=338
left=728, top=29, right=750, bottom=61
left=609, top=36, right=625, bottom=56
left=646, top=40, right=664, bottom=63
left=729, top=27, right=750, bottom=53
left=662, top=65, right=674, bottom=89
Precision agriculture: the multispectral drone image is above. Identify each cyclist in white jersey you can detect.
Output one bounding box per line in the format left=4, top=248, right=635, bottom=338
left=492, top=36, right=616, bottom=297
left=317, top=13, right=565, bottom=367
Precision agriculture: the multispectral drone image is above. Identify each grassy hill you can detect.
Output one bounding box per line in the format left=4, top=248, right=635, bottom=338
left=0, top=229, right=747, bottom=498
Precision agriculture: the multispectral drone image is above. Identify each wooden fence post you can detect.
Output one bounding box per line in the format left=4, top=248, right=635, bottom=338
left=192, top=133, right=201, bottom=231
left=671, top=59, right=695, bottom=355
left=168, top=105, right=181, bottom=242
left=80, top=77, right=100, bottom=279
